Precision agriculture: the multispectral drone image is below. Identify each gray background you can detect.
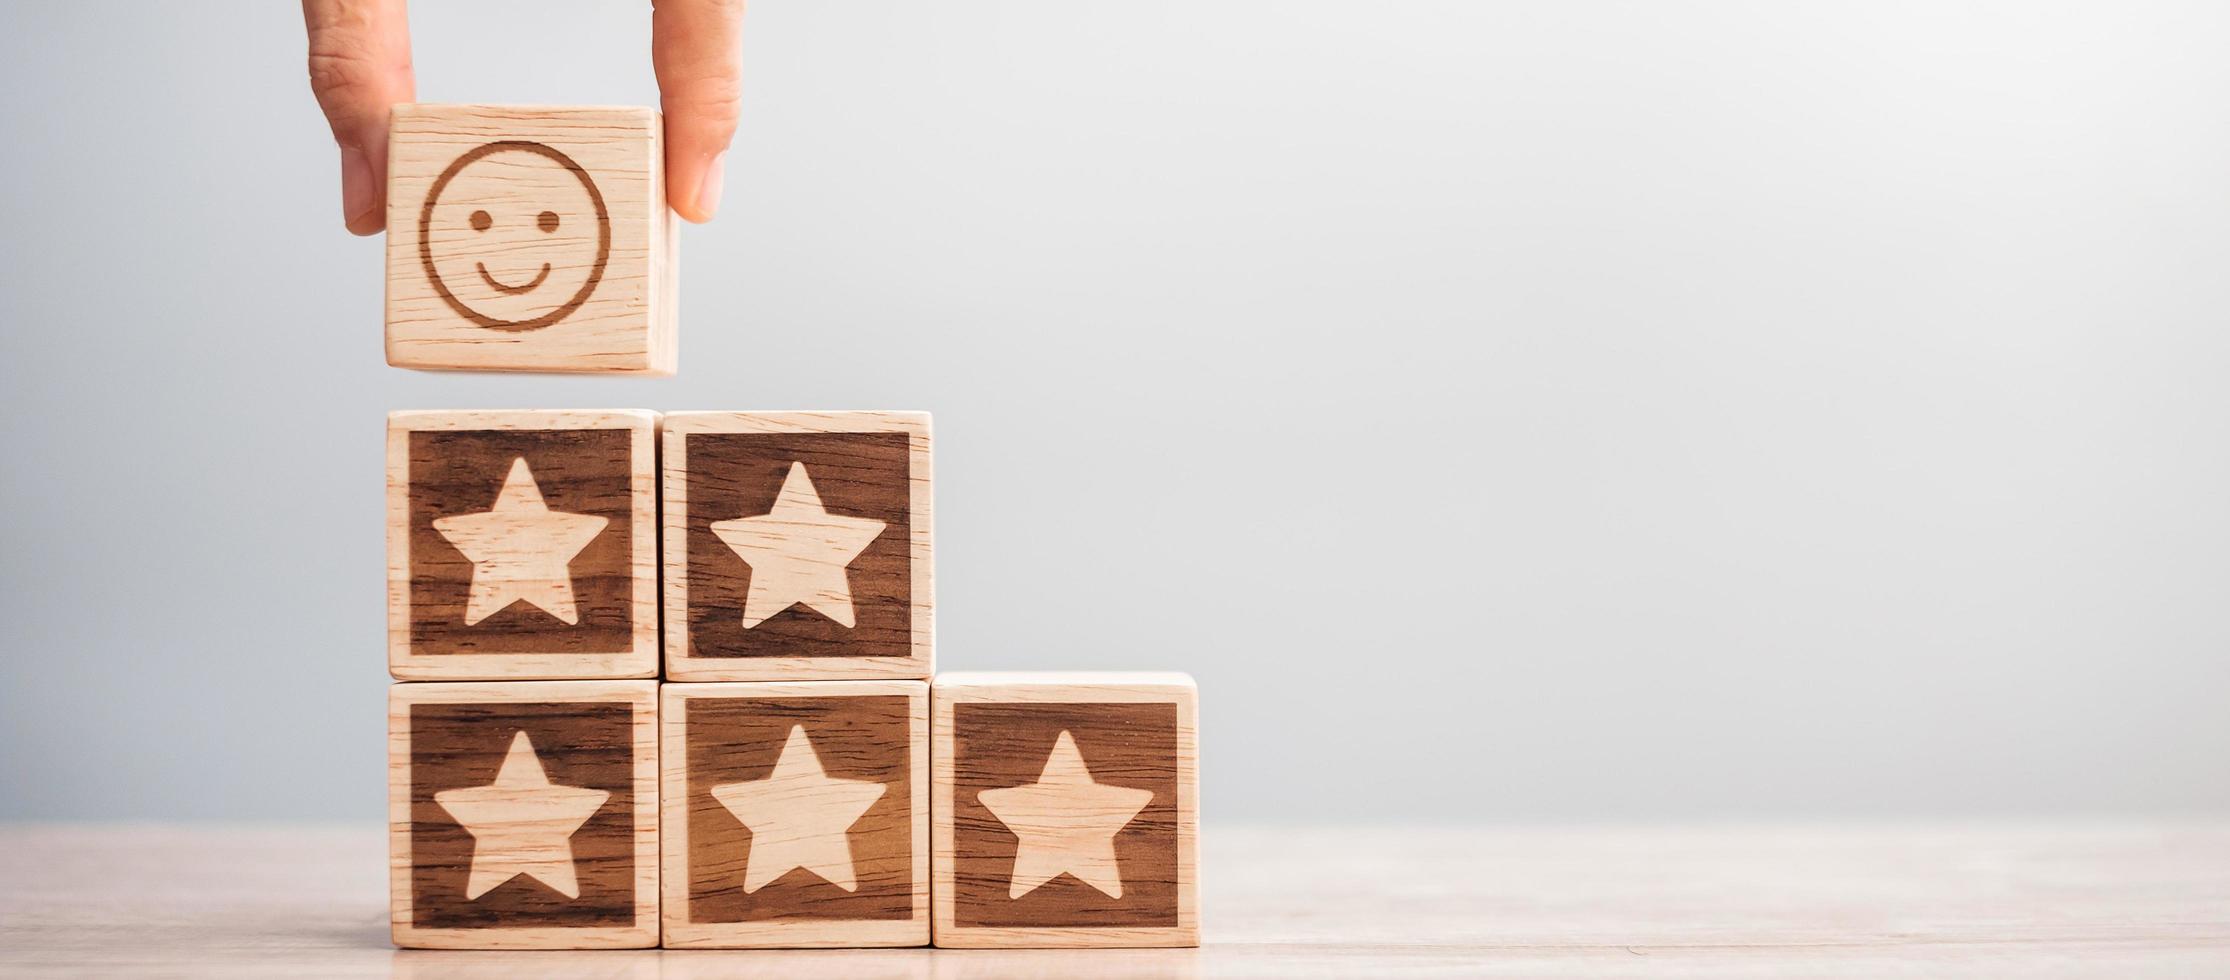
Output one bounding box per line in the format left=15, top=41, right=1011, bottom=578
left=3, top=1, right=2227, bottom=822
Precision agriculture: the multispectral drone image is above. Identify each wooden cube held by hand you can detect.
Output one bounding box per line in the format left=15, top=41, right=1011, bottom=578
left=385, top=104, right=677, bottom=374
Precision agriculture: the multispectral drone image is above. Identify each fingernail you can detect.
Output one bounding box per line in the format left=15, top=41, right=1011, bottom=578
left=695, top=151, right=727, bottom=220
left=341, top=147, right=377, bottom=233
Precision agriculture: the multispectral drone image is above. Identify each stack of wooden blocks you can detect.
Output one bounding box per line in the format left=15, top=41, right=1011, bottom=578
left=380, top=106, right=1199, bottom=951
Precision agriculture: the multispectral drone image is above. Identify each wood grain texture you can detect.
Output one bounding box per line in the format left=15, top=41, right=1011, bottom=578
left=389, top=681, right=659, bottom=949
left=660, top=681, right=930, bottom=947
left=386, top=105, right=677, bottom=375
left=662, top=412, right=933, bottom=682
left=932, top=672, right=1199, bottom=948
left=388, top=410, right=658, bottom=680
left=10, top=823, right=2230, bottom=977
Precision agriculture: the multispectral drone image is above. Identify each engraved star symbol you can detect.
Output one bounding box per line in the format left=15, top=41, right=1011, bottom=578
left=434, top=731, right=611, bottom=900
left=710, top=462, right=887, bottom=629
left=977, top=731, right=1156, bottom=900
left=709, top=725, right=888, bottom=893
left=433, top=457, right=609, bottom=625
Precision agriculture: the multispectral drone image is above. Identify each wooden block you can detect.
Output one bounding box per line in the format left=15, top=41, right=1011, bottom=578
left=931, top=672, right=1200, bottom=948
left=387, top=410, right=659, bottom=680
left=389, top=680, right=659, bottom=949
left=660, top=681, right=930, bottom=947
left=662, top=412, right=933, bottom=681
left=385, top=104, right=677, bottom=375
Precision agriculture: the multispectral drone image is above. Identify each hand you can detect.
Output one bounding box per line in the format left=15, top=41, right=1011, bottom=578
left=303, top=0, right=744, bottom=235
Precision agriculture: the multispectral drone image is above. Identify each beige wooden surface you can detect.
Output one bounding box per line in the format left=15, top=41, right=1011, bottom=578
left=2, top=823, right=2227, bottom=977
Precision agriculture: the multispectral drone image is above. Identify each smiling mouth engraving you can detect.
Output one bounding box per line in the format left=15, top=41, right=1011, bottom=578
left=476, top=262, right=553, bottom=295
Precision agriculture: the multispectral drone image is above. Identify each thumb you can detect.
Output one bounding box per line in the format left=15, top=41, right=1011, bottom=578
left=652, top=0, right=745, bottom=223
left=303, top=0, right=415, bottom=235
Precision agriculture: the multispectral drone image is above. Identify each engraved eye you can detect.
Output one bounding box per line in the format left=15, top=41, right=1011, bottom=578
left=537, top=211, right=560, bottom=233
left=469, top=210, right=492, bottom=232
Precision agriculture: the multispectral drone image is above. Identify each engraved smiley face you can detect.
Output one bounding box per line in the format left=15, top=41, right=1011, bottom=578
left=418, top=141, right=611, bottom=332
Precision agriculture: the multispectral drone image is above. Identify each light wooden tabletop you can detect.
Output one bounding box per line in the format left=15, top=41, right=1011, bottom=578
left=1, top=823, right=2226, bottom=977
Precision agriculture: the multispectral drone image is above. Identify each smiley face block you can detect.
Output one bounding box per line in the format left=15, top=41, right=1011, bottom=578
left=388, top=410, right=659, bottom=680
left=933, top=673, right=1200, bottom=948
left=389, top=681, right=659, bottom=949
left=386, top=104, right=677, bottom=375
left=660, top=681, right=929, bottom=948
left=662, top=412, right=933, bottom=682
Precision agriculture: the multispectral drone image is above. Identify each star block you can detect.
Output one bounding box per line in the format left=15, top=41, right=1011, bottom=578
left=389, top=680, right=658, bottom=949
left=385, top=104, right=678, bottom=375
left=662, top=412, right=933, bottom=682
left=932, top=672, right=1199, bottom=948
left=389, top=410, right=659, bottom=680
left=660, top=681, right=929, bottom=947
